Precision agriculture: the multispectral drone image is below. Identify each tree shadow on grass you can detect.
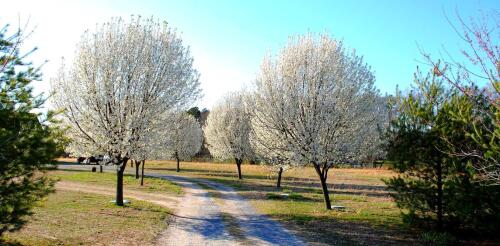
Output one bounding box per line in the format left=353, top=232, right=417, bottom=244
left=273, top=214, right=422, bottom=246
left=198, top=176, right=392, bottom=200
left=147, top=167, right=274, bottom=180
left=0, top=239, right=23, bottom=246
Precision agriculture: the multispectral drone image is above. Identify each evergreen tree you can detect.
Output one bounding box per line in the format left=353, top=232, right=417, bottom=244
left=0, top=24, right=60, bottom=237
left=385, top=69, right=500, bottom=234
left=187, top=106, right=201, bottom=122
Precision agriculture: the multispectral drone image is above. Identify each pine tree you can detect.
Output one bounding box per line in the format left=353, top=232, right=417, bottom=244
left=0, top=24, right=61, bottom=237
left=385, top=69, right=500, bottom=233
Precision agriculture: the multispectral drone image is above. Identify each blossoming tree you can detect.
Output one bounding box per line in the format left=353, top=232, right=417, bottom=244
left=248, top=93, right=297, bottom=188
left=253, top=34, right=378, bottom=209
left=162, top=112, right=202, bottom=172
left=52, top=17, right=200, bottom=206
left=204, top=92, right=252, bottom=179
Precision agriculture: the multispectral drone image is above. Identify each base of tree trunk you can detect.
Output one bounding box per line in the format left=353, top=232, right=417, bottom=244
left=140, top=160, right=145, bottom=186
left=135, top=160, right=140, bottom=179
left=236, top=159, right=243, bottom=179
left=319, top=176, right=332, bottom=210
left=277, top=167, right=283, bottom=188
left=116, top=159, right=128, bottom=206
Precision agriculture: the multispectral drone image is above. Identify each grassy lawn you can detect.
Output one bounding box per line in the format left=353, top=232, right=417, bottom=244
left=3, top=190, right=170, bottom=246
left=141, top=160, right=421, bottom=245
left=51, top=170, right=183, bottom=195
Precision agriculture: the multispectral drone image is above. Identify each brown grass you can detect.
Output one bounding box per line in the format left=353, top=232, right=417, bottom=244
left=3, top=190, right=169, bottom=246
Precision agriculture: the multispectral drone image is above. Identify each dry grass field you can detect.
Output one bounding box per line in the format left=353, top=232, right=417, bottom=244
left=3, top=170, right=181, bottom=246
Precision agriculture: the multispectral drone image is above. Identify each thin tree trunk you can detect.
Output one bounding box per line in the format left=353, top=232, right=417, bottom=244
left=276, top=167, right=283, bottom=188
left=319, top=175, right=332, bottom=209
left=314, top=164, right=332, bottom=210
left=116, top=158, right=128, bottom=206
left=135, top=160, right=140, bottom=179
left=437, top=161, right=443, bottom=231
left=140, top=160, right=145, bottom=186
left=131, top=160, right=134, bottom=167
left=235, top=158, right=242, bottom=179
left=99, top=165, right=103, bottom=173
left=176, top=153, right=180, bottom=172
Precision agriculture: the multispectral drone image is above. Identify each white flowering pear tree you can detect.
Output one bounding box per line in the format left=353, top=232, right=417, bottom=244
left=129, top=128, right=157, bottom=186
left=248, top=94, right=297, bottom=188
left=52, top=17, right=200, bottom=206
left=162, top=112, right=202, bottom=172
left=351, top=95, right=390, bottom=168
left=204, top=92, right=252, bottom=179
left=254, top=34, right=378, bottom=209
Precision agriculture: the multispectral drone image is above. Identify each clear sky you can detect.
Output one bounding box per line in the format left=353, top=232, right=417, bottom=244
left=1, top=0, right=499, bottom=109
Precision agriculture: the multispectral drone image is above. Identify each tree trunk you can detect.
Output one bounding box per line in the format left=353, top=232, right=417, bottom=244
left=276, top=167, right=283, bottom=188
left=135, top=160, right=140, bottom=179
left=140, top=160, right=145, bottom=186
left=235, top=158, right=242, bottom=179
left=130, top=160, right=134, bottom=167
left=436, top=161, right=443, bottom=231
left=99, top=164, right=103, bottom=173
left=116, top=158, right=128, bottom=206
left=314, top=164, right=332, bottom=210
left=319, top=175, right=332, bottom=209
left=176, top=154, right=180, bottom=172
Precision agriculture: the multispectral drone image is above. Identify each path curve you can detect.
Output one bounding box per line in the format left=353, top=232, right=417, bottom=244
left=154, top=175, right=237, bottom=246
left=152, top=174, right=305, bottom=246
left=58, top=165, right=305, bottom=246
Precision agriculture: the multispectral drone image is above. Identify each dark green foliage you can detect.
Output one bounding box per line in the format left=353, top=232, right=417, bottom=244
left=0, top=24, right=62, bottom=236
left=384, top=70, right=500, bottom=235
left=420, top=231, right=457, bottom=246
left=187, top=106, right=201, bottom=122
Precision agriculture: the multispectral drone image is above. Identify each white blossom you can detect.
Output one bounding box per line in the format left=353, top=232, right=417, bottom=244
left=51, top=16, right=200, bottom=162
left=162, top=112, right=203, bottom=162
left=204, top=91, right=252, bottom=179
left=253, top=33, right=378, bottom=208
left=51, top=16, right=200, bottom=205
left=248, top=93, right=297, bottom=175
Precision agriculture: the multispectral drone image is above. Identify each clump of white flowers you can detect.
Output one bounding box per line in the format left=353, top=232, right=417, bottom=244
left=253, top=33, right=378, bottom=209
left=52, top=16, right=200, bottom=205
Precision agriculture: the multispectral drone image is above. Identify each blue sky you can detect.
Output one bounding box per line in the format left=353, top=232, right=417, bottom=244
left=1, top=0, right=499, bottom=109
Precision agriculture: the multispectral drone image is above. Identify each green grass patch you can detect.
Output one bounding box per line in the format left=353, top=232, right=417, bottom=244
left=3, top=190, right=169, bottom=245
left=252, top=196, right=403, bottom=229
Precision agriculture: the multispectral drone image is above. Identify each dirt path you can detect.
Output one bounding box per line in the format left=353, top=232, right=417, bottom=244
left=154, top=176, right=237, bottom=246
left=58, top=165, right=305, bottom=246
left=151, top=174, right=306, bottom=246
